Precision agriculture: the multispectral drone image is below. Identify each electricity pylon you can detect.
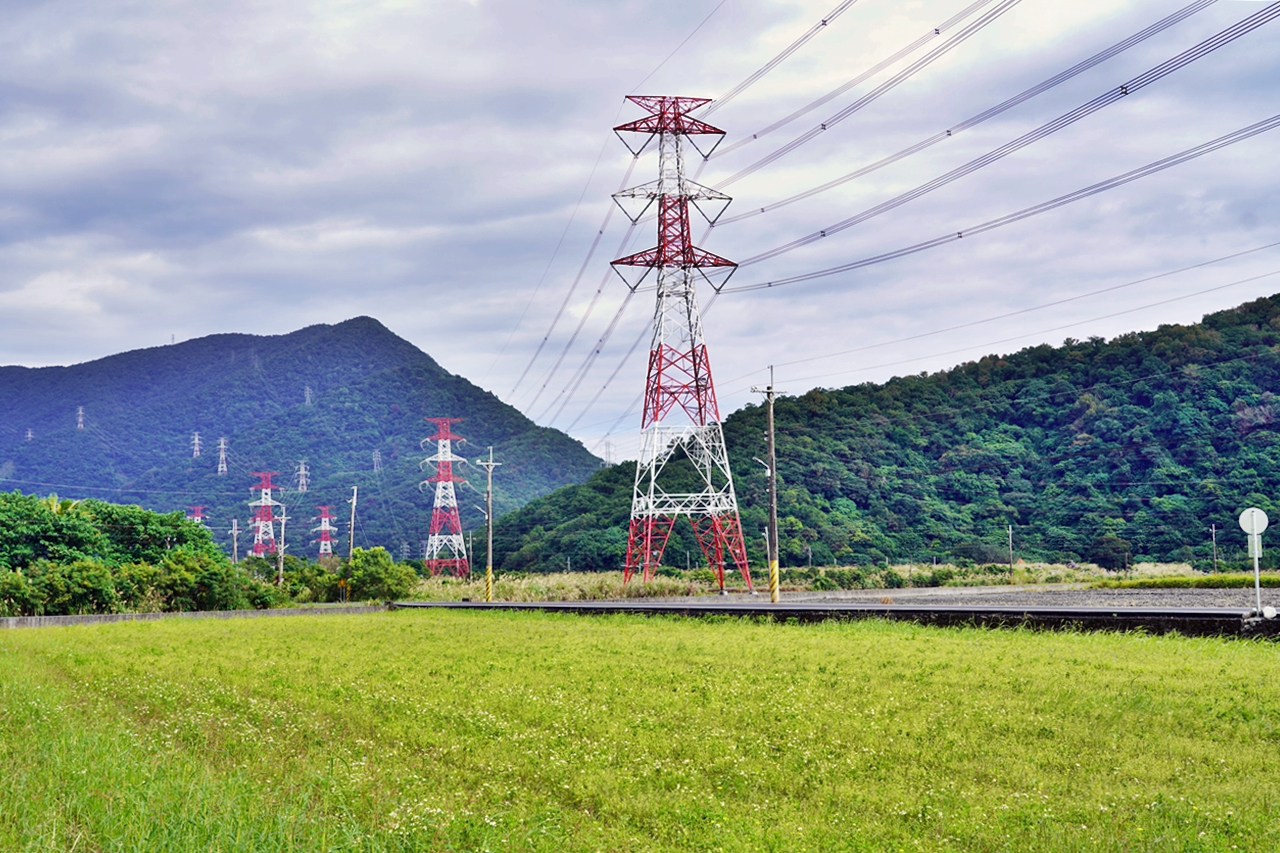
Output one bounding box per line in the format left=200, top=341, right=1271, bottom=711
left=248, top=472, right=282, bottom=557
left=610, top=95, right=752, bottom=593
left=420, top=418, right=469, bottom=577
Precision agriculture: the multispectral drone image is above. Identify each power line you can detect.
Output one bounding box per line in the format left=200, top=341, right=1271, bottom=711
left=716, top=0, right=1220, bottom=225
left=740, top=1, right=1280, bottom=268
left=711, top=0, right=999, bottom=157
left=725, top=266, right=1280, bottom=394
left=713, top=0, right=1025, bottom=188
left=508, top=157, right=639, bottom=400
left=726, top=112, right=1280, bottom=292
left=483, top=132, right=621, bottom=384
left=700, top=0, right=867, bottom=117
left=521, top=218, right=640, bottom=411
left=718, top=237, right=1280, bottom=385
left=630, top=0, right=733, bottom=94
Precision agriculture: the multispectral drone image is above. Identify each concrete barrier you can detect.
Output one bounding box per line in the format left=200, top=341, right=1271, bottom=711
left=0, top=604, right=388, bottom=630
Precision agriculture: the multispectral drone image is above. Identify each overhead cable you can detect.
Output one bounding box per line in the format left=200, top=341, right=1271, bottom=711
left=508, top=156, right=639, bottom=400
left=718, top=0, right=1220, bottom=225
left=485, top=133, right=619, bottom=384
left=728, top=267, right=1280, bottom=392
left=728, top=112, right=1280, bottom=292
left=740, top=1, right=1280, bottom=269
left=712, top=0, right=1000, bottom=158
left=718, top=237, right=1280, bottom=385
left=542, top=292, right=640, bottom=425
left=714, top=0, right=1025, bottom=188
left=700, top=0, right=866, bottom=117
left=522, top=216, right=641, bottom=412
left=631, top=0, right=733, bottom=94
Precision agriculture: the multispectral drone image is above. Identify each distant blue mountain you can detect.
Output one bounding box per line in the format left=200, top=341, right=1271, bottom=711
left=0, top=317, right=600, bottom=559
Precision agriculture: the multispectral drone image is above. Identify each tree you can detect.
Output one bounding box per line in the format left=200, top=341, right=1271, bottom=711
left=1088, top=536, right=1132, bottom=571
left=345, top=547, right=417, bottom=601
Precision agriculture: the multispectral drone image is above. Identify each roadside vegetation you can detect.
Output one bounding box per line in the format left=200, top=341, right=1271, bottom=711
left=0, top=490, right=422, bottom=616
left=1, top=610, right=1276, bottom=851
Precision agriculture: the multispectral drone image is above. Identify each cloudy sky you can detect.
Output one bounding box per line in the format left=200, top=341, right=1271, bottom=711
left=2, top=0, right=1279, bottom=458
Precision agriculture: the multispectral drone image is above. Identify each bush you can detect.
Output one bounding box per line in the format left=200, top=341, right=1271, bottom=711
left=346, top=547, right=418, bottom=602
left=27, top=559, right=120, bottom=615
left=1088, top=536, right=1132, bottom=571
left=0, top=571, right=36, bottom=616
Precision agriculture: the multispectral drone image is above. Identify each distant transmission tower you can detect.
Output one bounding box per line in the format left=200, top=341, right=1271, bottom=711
left=372, top=450, right=383, bottom=474
left=76, top=406, right=85, bottom=430
left=420, top=418, right=469, bottom=577
left=187, top=506, right=207, bottom=526
left=191, top=431, right=202, bottom=458
left=25, top=429, right=32, bottom=441
left=248, top=472, right=282, bottom=556
left=295, top=460, right=310, bottom=493
left=313, top=506, right=338, bottom=557
left=217, top=437, right=228, bottom=475
left=400, top=542, right=411, bottom=561
left=304, top=385, right=313, bottom=406
left=610, top=95, right=753, bottom=592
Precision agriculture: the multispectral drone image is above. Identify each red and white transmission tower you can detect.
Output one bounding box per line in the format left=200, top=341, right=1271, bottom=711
left=420, top=418, right=469, bottom=577
left=313, top=505, right=338, bottom=557
left=610, top=95, right=752, bottom=592
left=248, top=471, right=282, bottom=557
left=187, top=506, right=207, bottom=526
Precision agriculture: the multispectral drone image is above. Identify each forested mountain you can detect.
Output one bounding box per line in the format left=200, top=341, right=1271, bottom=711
left=496, top=294, right=1280, bottom=573
left=0, top=318, right=599, bottom=559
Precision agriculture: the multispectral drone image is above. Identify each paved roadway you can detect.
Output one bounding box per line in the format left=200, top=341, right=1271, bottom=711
left=393, top=586, right=1280, bottom=638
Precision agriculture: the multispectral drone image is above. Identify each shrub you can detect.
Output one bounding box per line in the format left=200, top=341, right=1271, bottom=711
left=28, top=559, right=119, bottom=615
left=346, top=547, right=418, bottom=602
left=0, top=571, right=36, bottom=617
left=1088, top=536, right=1132, bottom=571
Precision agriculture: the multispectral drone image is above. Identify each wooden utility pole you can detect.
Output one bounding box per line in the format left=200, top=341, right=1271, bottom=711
left=476, top=448, right=501, bottom=602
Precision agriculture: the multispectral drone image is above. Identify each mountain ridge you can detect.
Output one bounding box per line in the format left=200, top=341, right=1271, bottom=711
left=0, top=317, right=600, bottom=558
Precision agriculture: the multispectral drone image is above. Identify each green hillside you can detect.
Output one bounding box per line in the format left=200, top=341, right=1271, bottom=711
left=496, top=293, right=1280, bottom=572
left=0, top=318, right=600, bottom=559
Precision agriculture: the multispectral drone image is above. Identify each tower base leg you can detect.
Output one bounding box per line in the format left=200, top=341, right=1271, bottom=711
left=692, top=512, right=753, bottom=592
left=624, top=516, right=677, bottom=583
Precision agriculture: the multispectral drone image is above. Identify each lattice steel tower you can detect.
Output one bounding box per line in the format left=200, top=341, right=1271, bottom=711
left=420, top=418, right=469, bottom=577
left=313, top=506, right=338, bottom=557
left=248, top=471, right=282, bottom=557
left=610, top=95, right=752, bottom=591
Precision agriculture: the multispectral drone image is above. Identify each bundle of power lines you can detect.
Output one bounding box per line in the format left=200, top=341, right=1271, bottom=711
left=497, top=0, right=1280, bottom=451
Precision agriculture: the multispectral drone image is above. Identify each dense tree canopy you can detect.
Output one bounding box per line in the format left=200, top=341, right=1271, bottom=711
left=495, top=294, right=1280, bottom=572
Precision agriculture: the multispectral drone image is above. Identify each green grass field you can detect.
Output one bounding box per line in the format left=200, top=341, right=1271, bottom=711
left=1, top=612, right=1277, bottom=852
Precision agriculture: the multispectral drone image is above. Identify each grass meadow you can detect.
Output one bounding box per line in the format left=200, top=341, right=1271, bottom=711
left=1, top=610, right=1277, bottom=851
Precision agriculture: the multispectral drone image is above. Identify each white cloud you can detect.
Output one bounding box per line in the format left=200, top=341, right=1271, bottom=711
left=0, top=0, right=1277, bottom=459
